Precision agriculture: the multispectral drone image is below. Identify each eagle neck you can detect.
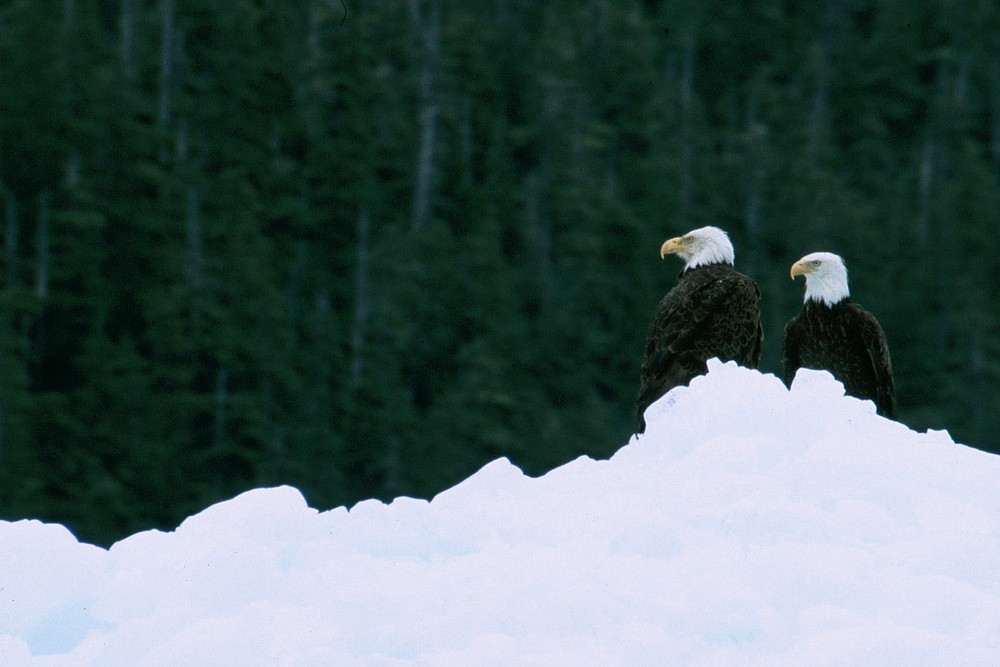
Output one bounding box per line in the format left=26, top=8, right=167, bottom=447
left=680, top=261, right=731, bottom=278
left=804, top=296, right=851, bottom=313
left=803, top=269, right=850, bottom=307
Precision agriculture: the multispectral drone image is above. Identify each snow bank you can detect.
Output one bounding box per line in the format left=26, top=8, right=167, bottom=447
left=2, top=361, right=999, bottom=665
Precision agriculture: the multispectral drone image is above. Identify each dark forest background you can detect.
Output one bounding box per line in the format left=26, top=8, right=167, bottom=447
left=1, top=0, right=998, bottom=546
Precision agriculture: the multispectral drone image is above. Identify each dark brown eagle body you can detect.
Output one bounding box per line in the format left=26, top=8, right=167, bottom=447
left=782, top=299, right=895, bottom=418
left=636, top=262, right=763, bottom=433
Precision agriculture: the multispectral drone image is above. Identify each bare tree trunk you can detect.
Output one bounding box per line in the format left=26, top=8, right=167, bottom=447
left=678, top=25, right=696, bottom=229
left=459, top=94, right=473, bottom=188
left=807, top=2, right=838, bottom=167
left=60, top=0, right=77, bottom=108
left=158, top=0, right=175, bottom=164
left=62, top=0, right=76, bottom=28
left=806, top=41, right=829, bottom=166
left=411, top=0, right=440, bottom=231
left=4, top=196, right=30, bottom=353
left=413, top=105, right=438, bottom=231
left=385, top=435, right=402, bottom=496
left=990, top=51, right=1000, bottom=165
left=259, top=377, right=285, bottom=478
left=954, top=53, right=970, bottom=107
left=121, top=0, right=135, bottom=79
left=915, top=131, right=937, bottom=250
left=214, top=367, right=228, bottom=451
left=968, top=309, right=986, bottom=447
left=5, top=197, right=18, bottom=290
left=915, top=132, right=935, bottom=250
left=916, top=58, right=953, bottom=254
left=60, top=0, right=81, bottom=192
left=174, top=116, right=189, bottom=162
left=0, top=368, right=4, bottom=465
left=299, top=0, right=329, bottom=142
left=184, top=186, right=204, bottom=281
left=918, top=65, right=955, bottom=358
left=35, top=191, right=50, bottom=303
left=351, top=210, right=370, bottom=380
left=0, top=197, right=18, bottom=466
left=743, top=91, right=764, bottom=276
left=524, top=171, right=552, bottom=314
left=184, top=185, right=205, bottom=334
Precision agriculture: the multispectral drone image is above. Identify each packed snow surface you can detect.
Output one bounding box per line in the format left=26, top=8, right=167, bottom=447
left=3, top=360, right=999, bottom=665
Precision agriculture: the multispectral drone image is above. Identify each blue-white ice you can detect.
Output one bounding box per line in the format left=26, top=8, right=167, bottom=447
left=2, top=360, right=998, bottom=666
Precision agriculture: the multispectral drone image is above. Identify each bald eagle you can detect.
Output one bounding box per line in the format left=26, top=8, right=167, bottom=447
left=782, top=252, right=895, bottom=418
left=635, top=226, right=763, bottom=433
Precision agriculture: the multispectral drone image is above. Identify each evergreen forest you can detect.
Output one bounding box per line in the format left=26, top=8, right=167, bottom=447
left=1, top=0, right=999, bottom=546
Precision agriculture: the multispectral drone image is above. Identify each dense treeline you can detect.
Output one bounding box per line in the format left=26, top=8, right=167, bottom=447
left=1, top=0, right=998, bottom=546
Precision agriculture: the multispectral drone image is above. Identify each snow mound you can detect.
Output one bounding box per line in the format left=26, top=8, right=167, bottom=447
left=2, top=360, right=999, bottom=665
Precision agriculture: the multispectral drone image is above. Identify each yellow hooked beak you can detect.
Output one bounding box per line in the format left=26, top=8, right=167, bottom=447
left=660, top=236, right=686, bottom=259
left=789, top=260, right=815, bottom=280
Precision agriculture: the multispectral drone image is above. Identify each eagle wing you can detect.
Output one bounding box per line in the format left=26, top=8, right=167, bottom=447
left=636, top=266, right=761, bottom=432
left=780, top=316, right=803, bottom=387
left=781, top=301, right=895, bottom=419
left=858, top=311, right=895, bottom=418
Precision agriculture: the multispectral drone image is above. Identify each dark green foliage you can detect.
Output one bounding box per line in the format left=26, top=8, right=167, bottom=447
left=1, top=0, right=998, bottom=545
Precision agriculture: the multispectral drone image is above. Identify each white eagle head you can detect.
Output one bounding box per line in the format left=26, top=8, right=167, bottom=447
left=659, top=226, right=735, bottom=271
left=790, top=251, right=850, bottom=306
